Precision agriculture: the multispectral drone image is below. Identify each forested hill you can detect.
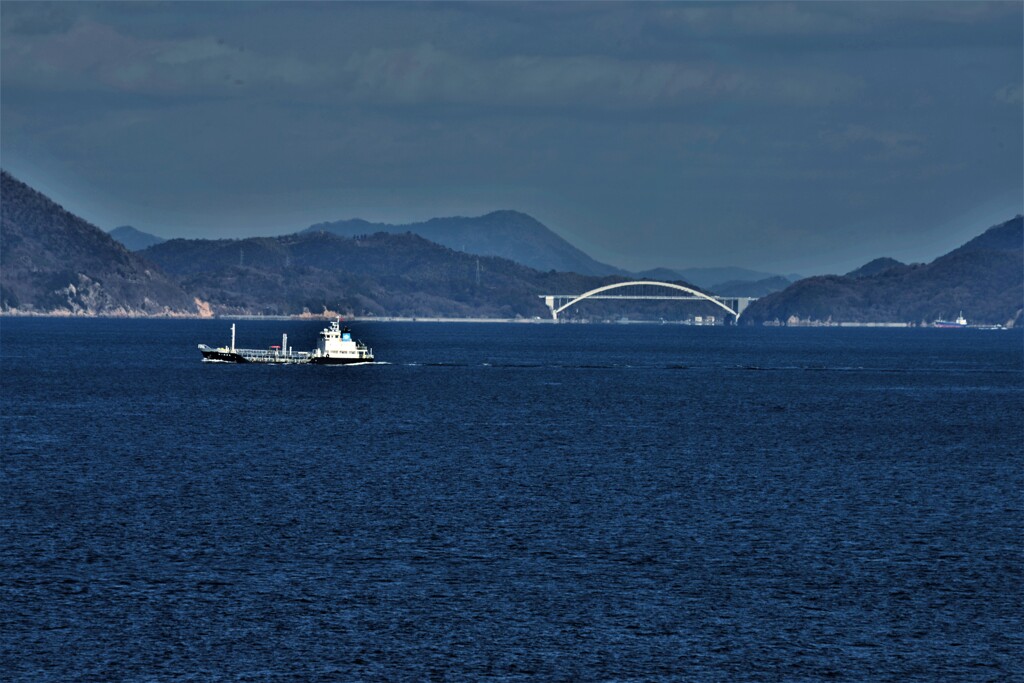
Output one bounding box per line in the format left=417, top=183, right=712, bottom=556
left=303, top=210, right=626, bottom=277
left=142, top=231, right=639, bottom=318
left=0, top=171, right=199, bottom=316
left=742, top=216, right=1023, bottom=326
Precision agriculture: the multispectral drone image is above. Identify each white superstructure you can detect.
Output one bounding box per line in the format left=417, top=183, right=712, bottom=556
left=313, top=319, right=374, bottom=362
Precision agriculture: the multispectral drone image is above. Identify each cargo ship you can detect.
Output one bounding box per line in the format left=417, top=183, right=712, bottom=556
left=198, top=319, right=374, bottom=364
left=933, top=312, right=968, bottom=329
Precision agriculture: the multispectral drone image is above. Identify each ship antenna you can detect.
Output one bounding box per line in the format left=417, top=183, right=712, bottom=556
left=231, top=323, right=236, bottom=353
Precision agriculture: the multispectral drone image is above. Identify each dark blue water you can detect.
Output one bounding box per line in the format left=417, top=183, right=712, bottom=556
left=2, top=318, right=1022, bottom=681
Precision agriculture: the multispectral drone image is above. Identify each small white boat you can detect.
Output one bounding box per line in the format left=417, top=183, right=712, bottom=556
left=933, top=312, right=968, bottom=328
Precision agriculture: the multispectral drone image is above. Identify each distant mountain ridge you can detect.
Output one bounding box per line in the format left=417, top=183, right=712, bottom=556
left=6, top=171, right=1017, bottom=324
left=302, top=210, right=627, bottom=277
left=743, top=217, right=1023, bottom=326
left=1, top=172, right=720, bottom=319
left=141, top=231, right=654, bottom=318
left=0, top=172, right=200, bottom=316
left=635, top=266, right=797, bottom=292
left=711, top=276, right=792, bottom=298
left=109, top=225, right=166, bottom=251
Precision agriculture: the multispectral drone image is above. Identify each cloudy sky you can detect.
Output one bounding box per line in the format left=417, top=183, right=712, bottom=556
left=2, top=2, right=1021, bottom=275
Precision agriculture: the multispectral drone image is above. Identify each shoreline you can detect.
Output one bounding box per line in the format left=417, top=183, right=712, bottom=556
left=0, top=311, right=1014, bottom=329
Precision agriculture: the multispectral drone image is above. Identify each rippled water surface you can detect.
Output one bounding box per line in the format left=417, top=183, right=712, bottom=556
left=2, top=319, right=1022, bottom=681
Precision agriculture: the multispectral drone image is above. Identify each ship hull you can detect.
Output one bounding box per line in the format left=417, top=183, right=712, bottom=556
left=200, top=349, right=372, bottom=364
left=309, top=356, right=374, bottom=365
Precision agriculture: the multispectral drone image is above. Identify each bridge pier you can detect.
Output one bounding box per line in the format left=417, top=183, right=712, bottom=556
left=544, top=296, right=558, bottom=321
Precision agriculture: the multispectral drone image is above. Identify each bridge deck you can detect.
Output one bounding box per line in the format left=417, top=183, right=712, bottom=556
left=540, top=295, right=717, bottom=301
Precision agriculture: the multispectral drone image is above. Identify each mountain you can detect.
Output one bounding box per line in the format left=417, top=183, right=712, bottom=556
left=633, top=266, right=794, bottom=296
left=742, top=217, right=1023, bottom=326
left=636, top=267, right=687, bottom=281
left=0, top=172, right=201, bottom=316
left=845, top=257, right=908, bottom=279
left=109, top=225, right=166, bottom=251
left=143, top=231, right=614, bottom=318
left=954, top=217, right=1023, bottom=252
left=0, top=173, right=720, bottom=320
left=140, top=232, right=726, bottom=320
left=711, top=276, right=792, bottom=297
left=675, top=267, right=784, bottom=290
left=302, top=210, right=625, bottom=276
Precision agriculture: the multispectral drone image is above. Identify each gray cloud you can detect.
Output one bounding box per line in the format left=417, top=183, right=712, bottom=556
left=1, top=3, right=77, bottom=36
left=819, top=125, right=925, bottom=161
left=3, top=17, right=861, bottom=109
left=996, top=83, right=1023, bottom=105
left=343, top=43, right=863, bottom=109
left=1, top=19, right=333, bottom=96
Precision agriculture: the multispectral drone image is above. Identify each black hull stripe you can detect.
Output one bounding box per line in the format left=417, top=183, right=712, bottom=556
left=201, top=351, right=248, bottom=363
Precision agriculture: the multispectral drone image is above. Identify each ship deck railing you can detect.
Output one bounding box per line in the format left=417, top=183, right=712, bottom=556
left=234, top=348, right=374, bottom=362
left=236, top=348, right=312, bottom=363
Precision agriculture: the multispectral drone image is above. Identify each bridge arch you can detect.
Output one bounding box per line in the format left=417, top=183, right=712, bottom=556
left=548, top=280, right=739, bottom=321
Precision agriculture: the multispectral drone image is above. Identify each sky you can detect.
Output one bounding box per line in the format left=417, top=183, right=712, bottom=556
left=1, top=2, right=1021, bottom=275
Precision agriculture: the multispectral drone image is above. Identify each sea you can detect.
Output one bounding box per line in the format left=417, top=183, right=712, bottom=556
left=2, top=318, right=1022, bottom=682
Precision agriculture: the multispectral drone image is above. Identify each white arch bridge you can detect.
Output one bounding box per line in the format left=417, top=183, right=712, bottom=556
left=540, top=281, right=756, bottom=322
